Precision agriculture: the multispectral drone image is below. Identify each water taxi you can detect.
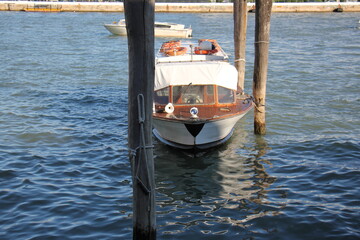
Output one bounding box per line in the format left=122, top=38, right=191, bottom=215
left=153, top=39, right=253, bottom=150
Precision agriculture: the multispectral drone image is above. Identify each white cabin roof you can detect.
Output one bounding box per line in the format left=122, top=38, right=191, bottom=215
left=155, top=61, right=238, bottom=91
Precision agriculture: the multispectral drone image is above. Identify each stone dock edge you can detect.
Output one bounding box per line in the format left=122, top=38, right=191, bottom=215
left=1, top=1, right=360, bottom=13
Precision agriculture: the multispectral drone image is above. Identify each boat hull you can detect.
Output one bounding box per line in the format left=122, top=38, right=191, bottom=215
left=104, top=24, right=127, bottom=36
left=153, top=112, right=248, bottom=149
left=104, top=24, right=192, bottom=38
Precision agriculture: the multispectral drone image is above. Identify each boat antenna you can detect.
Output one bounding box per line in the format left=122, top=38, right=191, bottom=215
left=183, top=82, right=192, bottom=94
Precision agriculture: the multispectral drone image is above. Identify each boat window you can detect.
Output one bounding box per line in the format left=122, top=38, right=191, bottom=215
left=172, top=85, right=214, bottom=105
left=155, top=24, right=171, bottom=29
left=206, top=85, right=215, bottom=104
left=217, top=86, right=235, bottom=104
left=154, top=87, right=169, bottom=105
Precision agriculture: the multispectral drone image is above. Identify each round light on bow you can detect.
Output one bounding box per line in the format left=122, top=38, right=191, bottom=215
left=190, top=107, right=198, bottom=118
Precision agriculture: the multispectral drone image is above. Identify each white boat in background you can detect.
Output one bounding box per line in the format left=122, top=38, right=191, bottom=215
left=153, top=39, right=254, bottom=150
left=104, top=19, right=192, bottom=38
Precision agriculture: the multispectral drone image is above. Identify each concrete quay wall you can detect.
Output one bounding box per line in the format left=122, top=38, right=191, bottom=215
left=1, top=1, right=360, bottom=13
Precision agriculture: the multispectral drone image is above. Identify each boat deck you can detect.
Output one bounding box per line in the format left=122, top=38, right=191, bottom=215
left=156, top=39, right=229, bottom=63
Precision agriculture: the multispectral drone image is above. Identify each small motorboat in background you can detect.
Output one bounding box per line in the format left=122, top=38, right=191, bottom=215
left=104, top=19, right=192, bottom=38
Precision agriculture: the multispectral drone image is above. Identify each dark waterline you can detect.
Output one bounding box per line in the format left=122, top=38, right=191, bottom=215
left=0, top=11, right=359, bottom=240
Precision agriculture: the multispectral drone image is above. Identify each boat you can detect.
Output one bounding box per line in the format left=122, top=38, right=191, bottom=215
left=104, top=19, right=192, bottom=38
left=153, top=39, right=254, bottom=150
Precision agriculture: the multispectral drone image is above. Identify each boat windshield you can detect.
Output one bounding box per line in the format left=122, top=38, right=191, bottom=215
left=218, top=86, right=235, bottom=103
left=155, top=24, right=171, bottom=29
left=154, top=87, right=169, bottom=104
left=172, top=85, right=214, bottom=105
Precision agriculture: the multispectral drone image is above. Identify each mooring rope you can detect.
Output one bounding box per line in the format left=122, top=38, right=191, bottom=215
left=254, top=41, right=270, bottom=44
left=128, top=94, right=154, bottom=196
left=234, top=58, right=246, bottom=62
left=251, top=96, right=266, bottom=113
left=254, top=104, right=265, bottom=113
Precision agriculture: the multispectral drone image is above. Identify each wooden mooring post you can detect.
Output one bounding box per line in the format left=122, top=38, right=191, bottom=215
left=124, top=0, right=156, bottom=239
left=233, top=0, right=248, bottom=93
left=253, top=0, right=272, bottom=135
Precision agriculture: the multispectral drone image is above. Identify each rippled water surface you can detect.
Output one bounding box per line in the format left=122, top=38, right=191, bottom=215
left=0, top=11, right=359, bottom=240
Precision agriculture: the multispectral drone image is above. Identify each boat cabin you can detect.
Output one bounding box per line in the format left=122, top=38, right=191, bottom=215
left=154, top=60, right=239, bottom=119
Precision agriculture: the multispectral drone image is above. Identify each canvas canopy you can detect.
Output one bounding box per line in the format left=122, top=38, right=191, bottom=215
left=154, top=61, right=238, bottom=91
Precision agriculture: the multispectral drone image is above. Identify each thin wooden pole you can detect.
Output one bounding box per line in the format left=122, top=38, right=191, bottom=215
left=233, top=0, right=248, bottom=93
left=124, top=0, right=156, bottom=239
left=253, top=0, right=272, bottom=135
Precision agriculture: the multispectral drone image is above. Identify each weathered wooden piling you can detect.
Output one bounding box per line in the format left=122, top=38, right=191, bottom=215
left=124, top=0, right=156, bottom=239
left=233, top=0, right=248, bottom=92
left=253, top=0, right=272, bottom=135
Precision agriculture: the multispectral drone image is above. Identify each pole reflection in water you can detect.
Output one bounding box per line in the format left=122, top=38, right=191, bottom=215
left=154, top=124, right=285, bottom=238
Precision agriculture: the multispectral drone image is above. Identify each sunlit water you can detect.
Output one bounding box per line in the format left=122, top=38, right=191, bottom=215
left=0, top=11, right=359, bottom=240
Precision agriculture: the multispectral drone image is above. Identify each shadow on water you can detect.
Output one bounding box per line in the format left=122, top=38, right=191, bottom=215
left=153, top=125, right=284, bottom=239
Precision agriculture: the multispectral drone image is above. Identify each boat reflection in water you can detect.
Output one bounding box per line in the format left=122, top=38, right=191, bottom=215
left=154, top=131, right=283, bottom=236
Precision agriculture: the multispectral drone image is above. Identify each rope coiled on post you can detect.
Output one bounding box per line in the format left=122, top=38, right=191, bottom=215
left=128, top=94, right=154, bottom=195
left=234, top=58, right=246, bottom=62
left=251, top=96, right=266, bottom=113
left=254, top=41, right=269, bottom=44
